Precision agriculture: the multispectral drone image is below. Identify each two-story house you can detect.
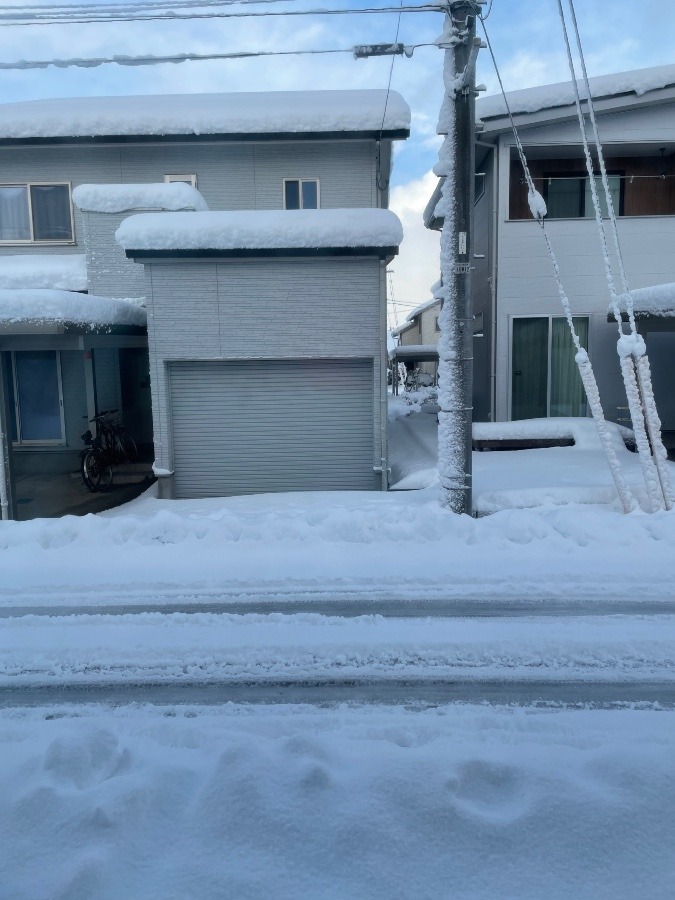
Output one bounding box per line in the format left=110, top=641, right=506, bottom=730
left=426, top=64, right=675, bottom=436
left=0, top=89, right=410, bottom=507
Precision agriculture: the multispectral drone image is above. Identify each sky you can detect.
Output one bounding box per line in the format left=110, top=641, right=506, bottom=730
left=1, top=0, right=674, bottom=322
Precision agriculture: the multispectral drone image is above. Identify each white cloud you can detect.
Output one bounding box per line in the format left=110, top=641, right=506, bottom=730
left=389, top=170, right=440, bottom=319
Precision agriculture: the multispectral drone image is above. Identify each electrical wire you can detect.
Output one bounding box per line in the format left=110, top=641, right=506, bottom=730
left=0, top=3, right=444, bottom=26
left=0, top=41, right=436, bottom=70
left=375, top=0, right=404, bottom=191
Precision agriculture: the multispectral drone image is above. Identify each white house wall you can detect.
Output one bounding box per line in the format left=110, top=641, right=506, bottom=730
left=494, top=130, right=675, bottom=423
left=0, top=140, right=378, bottom=257
left=142, top=257, right=385, bottom=479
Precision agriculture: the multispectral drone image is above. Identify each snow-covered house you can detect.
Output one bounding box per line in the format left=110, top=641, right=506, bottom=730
left=118, top=209, right=402, bottom=498
left=426, top=64, right=675, bottom=433
left=0, top=89, right=410, bottom=501
left=389, top=297, right=441, bottom=384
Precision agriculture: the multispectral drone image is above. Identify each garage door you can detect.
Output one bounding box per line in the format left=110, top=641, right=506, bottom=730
left=168, top=358, right=376, bottom=498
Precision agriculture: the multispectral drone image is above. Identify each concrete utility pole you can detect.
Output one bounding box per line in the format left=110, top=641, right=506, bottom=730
left=435, top=1, right=484, bottom=514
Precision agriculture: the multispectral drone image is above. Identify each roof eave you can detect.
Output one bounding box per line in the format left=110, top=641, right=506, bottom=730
left=124, top=246, right=399, bottom=261
left=0, top=128, right=410, bottom=148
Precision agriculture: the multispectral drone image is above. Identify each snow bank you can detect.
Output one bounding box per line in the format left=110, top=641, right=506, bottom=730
left=1, top=703, right=673, bottom=899
left=0, top=90, right=411, bottom=140
left=73, top=182, right=208, bottom=213
left=0, top=289, right=146, bottom=327
left=0, top=254, right=86, bottom=291
left=479, top=63, right=675, bottom=120
left=614, top=282, right=675, bottom=317
left=472, top=417, right=633, bottom=449
left=116, top=209, right=403, bottom=252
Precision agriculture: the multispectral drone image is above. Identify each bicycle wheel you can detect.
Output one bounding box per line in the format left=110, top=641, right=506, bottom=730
left=115, top=429, right=138, bottom=463
left=81, top=449, right=114, bottom=493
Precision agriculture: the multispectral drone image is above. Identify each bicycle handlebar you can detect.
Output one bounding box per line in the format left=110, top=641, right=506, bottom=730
left=86, top=408, right=119, bottom=422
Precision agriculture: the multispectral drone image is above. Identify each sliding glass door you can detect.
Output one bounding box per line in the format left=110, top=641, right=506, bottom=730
left=511, top=316, right=589, bottom=420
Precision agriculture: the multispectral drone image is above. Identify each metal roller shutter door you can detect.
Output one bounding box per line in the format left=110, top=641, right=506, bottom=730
left=168, top=358, right=376, bottom=498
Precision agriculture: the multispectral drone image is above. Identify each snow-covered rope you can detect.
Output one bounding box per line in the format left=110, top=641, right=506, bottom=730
left=564, top=0, right=673, bottom=512
left=555, top=0, right=670, bottom=512
left=479, top=19, right=636, bottom=514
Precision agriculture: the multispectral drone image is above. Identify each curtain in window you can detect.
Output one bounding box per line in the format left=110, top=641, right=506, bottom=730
left=550, top=316, right=589, bottom=417
left=31, top=185, right=72, bottom=240
left=0, top=186, right=30, bottom=240
left=584, top=175, right=621, bottom=218
left=511, top=317, right=548, bottom=420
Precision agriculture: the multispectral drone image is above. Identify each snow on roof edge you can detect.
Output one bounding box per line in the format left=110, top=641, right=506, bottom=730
left=73, top=182, right=208, bottom=213
left=478, top=63, right=675, bottom=122
left=0, top=254, right=86, bottom=291
left=0, top=289, right=146, bottom=328
left=116, top=209, right=403, bottom=253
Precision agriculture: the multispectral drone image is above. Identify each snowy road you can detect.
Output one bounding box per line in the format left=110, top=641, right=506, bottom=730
left=2, top=609, right=674, bottom=709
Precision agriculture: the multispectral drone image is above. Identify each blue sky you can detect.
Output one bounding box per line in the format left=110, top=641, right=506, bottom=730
left=1, top=0, right=674, bottom=308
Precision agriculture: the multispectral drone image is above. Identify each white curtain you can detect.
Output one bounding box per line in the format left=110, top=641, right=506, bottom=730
left=0, top=186, right=30, bottom=240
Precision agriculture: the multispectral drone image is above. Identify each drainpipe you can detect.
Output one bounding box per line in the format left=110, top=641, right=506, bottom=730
left=0, top=355, right=15, bottom=521
left=476, top=137, right=498, bottom=422
left=375, top=258, right=390, bottom=490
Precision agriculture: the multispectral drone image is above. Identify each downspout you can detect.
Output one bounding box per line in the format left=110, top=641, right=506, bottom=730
left=376, top=258, right=390, bottom=490
left=476, top=137, right=498, bottom=422
left=0, top=358, right=12, bottom=520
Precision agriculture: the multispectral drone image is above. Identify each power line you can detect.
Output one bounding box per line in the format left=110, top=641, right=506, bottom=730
left=0, top=3, right=443, bottom=26
left=0, top=41, right=436, bottom=70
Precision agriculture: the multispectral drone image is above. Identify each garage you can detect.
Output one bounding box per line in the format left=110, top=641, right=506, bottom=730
left=168, top=358, right=376, bottom=497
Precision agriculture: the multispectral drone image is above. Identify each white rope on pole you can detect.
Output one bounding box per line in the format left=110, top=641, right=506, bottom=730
left=479, top=19, right=636, bottom=514
left=565, top=0, right=673, bottom=512
left=555, top=0, right=665, bottom=512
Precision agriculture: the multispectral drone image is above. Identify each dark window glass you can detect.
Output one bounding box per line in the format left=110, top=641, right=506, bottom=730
left=284, top=180, right=300, bottom=210
left=31, top=184, right=73, bottom=241
left=0, top=186, right=30, bottom=240
left=301, top=180, right=318, bottom=209
left=15, top=351, right=62, bottom=440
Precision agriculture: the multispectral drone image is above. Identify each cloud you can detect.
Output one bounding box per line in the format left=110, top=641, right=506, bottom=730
left=389, top=170, right=440, bottom=319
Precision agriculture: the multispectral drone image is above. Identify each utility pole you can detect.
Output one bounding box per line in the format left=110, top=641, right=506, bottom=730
left=434, top=1, right=484, bottom=514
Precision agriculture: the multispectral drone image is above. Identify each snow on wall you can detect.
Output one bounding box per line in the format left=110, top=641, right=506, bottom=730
left=0, top=90, right=411, bottom=140
left=0, top=289, right=146, bottom=327
left=0, top=254, right=86, bottom=291
left=73, top=182, right=208, bottom=213
left=116, top=209, right=403, bottom=252
left=478, top=63, right=675, bottom=120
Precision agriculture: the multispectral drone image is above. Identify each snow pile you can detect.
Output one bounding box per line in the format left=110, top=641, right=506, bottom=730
left=614, top=282, right=675, bottom=318
left=73, top=182, right=208, bottom=213
left=116, top=209, right=403, bottom=252
left=0, top=289, right=146, bottom=327
left=479, top=63, right=675, bottom=120
left=471, top=417, right=633, bottom=448
left=0, top=90, right=410, bottom=140
left=0, top=254, right=86, bottom=291
left=1, top=703, right=673, bottom=899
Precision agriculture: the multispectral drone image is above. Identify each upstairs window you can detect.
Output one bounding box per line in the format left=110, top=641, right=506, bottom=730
left=544, top=173, right=623, bottom=219
left=0, top=183, right=73, bottom=242
left=164, top=174, right=198, bottom=187
left=283, top=178, right=320, bottom=210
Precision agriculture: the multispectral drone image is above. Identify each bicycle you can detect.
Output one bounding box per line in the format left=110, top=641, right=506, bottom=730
left=80, top=409, right=138, bottom=492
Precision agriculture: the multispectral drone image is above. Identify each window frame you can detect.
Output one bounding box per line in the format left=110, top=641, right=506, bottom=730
left=542, top=170, right=625, bottom=219
left=508, top=314, right=591, bottom=420
left=0, top=181, right=75, bottom=244
left=4, top=349, right=66, bottom=445
left=164, top=174, right=198, bottom=188
left=282, top=177, right=321, bottom=210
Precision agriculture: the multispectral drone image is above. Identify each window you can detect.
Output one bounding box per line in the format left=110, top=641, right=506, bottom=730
left=544, top=173, right=622, bottom=219
left=473, top=312, right=484, bottom=337
left=164, top=174, right=198, bottom=187
left=511, top=316, right=589, bottom=420
left=474, top=172, right=486, bottom=205
left=2, top=350, right=65, bottom=443
left=0, top=183, right=73, bottom=242
left=283, top=178, right=320, bottom=210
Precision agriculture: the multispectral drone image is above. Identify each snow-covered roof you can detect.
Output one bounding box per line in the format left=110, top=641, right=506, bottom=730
left=0, top=90, right=410, bottom=142
left=73, top=182, right=208, bottom=213
left=389, top=344, right=439, bottom=361
left=0, top=289, right=146, bottom=328
left=614, top=283, right=675, bottom=318
left=116, top=209, right=403, bottom=253
left=478, top=63, right=675, bottom=121
left=407, top=297, right=441, bottom=322
left=0, top=254, right=86, bottom=291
